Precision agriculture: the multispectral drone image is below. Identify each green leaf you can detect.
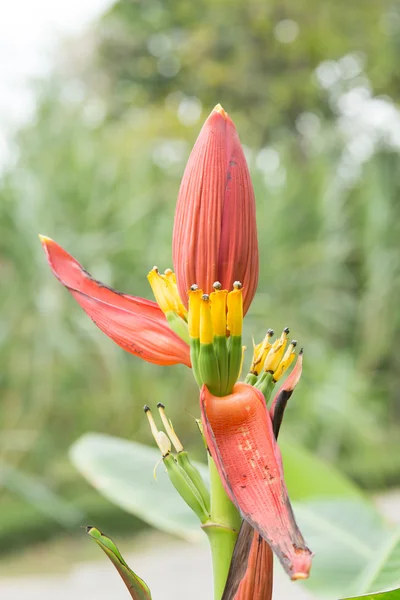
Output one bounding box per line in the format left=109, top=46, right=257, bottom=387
left=87, top=526, right=152, bottom=599
left=294, top=499, right=386, bottom=596
left=293, top=500, right=400, bottom=598
left=0, top=461, right=83, bottom=527
left=71, top=434, right=400, bottom=599
left=353, top=531, right=400, bottom=595
left=70, top=433, right=206, bottom=543
left=342, top=589, right=400, bottom=599
left=279, top=438, right=364, bottom=501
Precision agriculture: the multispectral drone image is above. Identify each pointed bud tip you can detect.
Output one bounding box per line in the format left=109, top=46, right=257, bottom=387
left=283, top=327, right=290, bottom=334
left=212, top=104, right=228, bottom=119
left=38, top=234, right=52, bottom=246
left=291, top=572, right=309, bottom=581
left=299, top=348, right=304, bottom=355
left=143, top=404, right=151, bottom=413
left=291, top=340, right=297, bottom=347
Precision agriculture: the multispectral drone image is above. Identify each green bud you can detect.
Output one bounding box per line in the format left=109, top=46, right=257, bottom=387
left=199, top=342, right=221, bottom=396
left=225, top=335, right=242, bottom=395
left=214, top=335, right=229, bottom=392
left=163, top=454, right=210, bottom=523
left=255, top=371, right=275, bottom=402
left=156, top=404, right=210, bottom=514
left=176, top=450, right=210, bottom=513
left=244, top=372, right=258, bottom=386
left=165, top=311, right=190, bottom=344
left=190, top=337, right=202, bottom=387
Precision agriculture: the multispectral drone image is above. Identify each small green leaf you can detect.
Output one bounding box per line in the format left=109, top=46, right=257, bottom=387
left=87, top=526, right=152, bottom=599
left=342, top=588, right=400, bottom=599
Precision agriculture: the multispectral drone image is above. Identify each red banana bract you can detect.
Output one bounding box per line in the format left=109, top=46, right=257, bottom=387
left=40, top=236, right=191, bottom=367
left=200, top=382, right=312, bottom=580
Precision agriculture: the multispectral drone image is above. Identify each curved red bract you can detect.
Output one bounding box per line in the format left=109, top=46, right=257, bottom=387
left=40, top=237, right=191, bottom=367
left=200, top=382, right=312, bottom=580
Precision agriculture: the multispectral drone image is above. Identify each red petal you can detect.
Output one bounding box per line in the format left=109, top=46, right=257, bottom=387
left=40, top=236, right=191, bottom=367
left=200, top=382, right=312, bottom=580
left=173, top=106, right=258, bottom=315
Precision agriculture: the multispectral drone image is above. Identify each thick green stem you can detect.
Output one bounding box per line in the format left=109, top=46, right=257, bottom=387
left=203, top=456, right=241, bottom=600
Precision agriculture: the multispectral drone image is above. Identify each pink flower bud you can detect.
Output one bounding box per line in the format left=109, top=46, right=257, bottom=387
left=173, top=105, right=258, bottom=315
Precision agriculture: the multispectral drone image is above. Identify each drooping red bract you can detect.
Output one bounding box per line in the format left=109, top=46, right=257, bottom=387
left=200, top=382, right=312, bottom=580
left=40, top=236, right=191, bottom=367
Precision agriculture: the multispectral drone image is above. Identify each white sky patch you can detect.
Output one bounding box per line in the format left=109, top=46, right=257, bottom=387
left=0, top=0, right=113, bottom=166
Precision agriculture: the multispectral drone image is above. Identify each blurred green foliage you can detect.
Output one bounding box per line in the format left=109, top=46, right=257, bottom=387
left=1, top=0, right=400, bottom=550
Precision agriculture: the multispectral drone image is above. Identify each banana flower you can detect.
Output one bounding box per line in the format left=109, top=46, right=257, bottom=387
left=40, top=105, right=312, bottom=595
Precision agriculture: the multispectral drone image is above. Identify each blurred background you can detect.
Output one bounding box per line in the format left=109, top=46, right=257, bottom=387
left=1, top=0, right=400, bottom=594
